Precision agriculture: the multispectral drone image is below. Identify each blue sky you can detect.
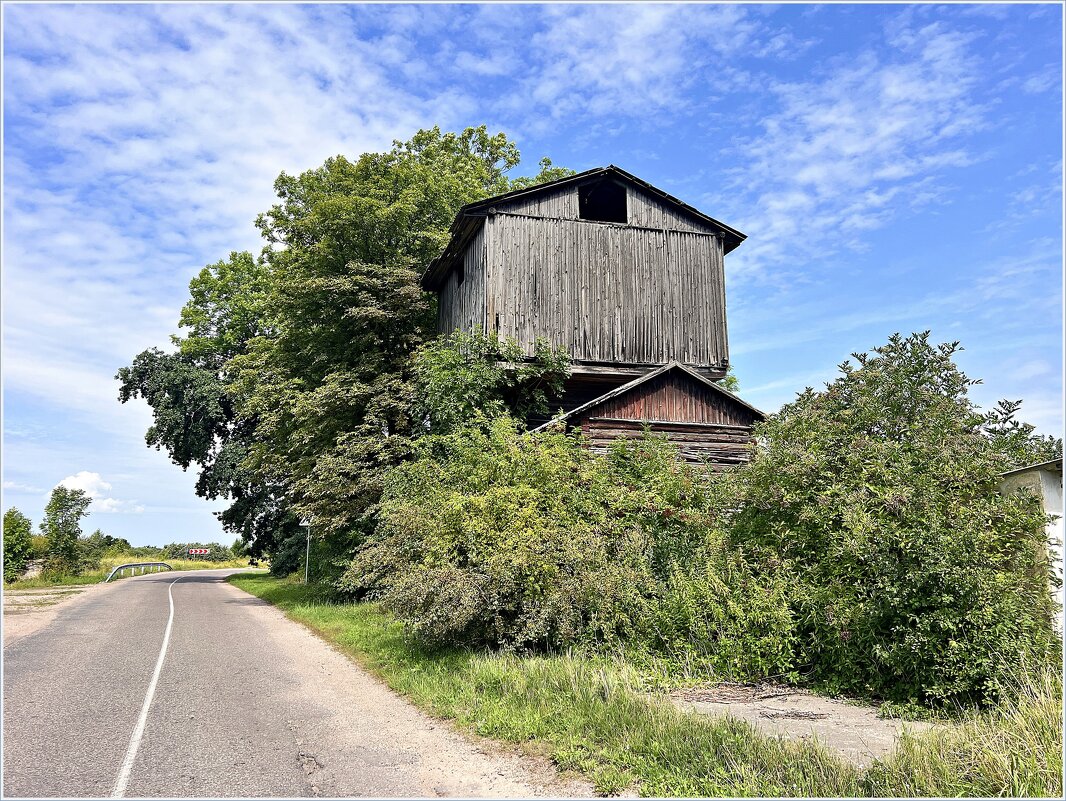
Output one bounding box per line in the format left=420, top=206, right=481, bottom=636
left=3, top=2, right=1063, bottom=547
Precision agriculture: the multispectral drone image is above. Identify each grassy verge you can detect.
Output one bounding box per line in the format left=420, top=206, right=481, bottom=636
left=228, top=573, right=861, bottom=796
left=2, top=587, right=85, bottom=613
left=229, top=574, right=1063, bottom=798
left=863, top=667, right=1063, bottom=797
left=3, top=572, right=106, bottom=589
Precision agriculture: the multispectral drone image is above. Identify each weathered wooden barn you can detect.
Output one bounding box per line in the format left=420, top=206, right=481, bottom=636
left=421, top=165, right=764, bottom=465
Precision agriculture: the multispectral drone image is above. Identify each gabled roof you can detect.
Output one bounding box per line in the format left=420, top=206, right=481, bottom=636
left=1001, top=458, right=1063, bottom=477
left=531, top=361, right=765, bottom=433
left=421, top=165, right=746, bottom=291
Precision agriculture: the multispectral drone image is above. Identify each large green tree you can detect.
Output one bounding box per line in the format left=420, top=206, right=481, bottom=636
left=233, top=126, right=571, bottom=543
left=40, top=487, right=92, bottom=575
left=729, top=332, right=1060, bottom=706
left=117, top=251, right=297, bottom=561
left=119, top=125, right=571, bottom=563
left=3, top=508, right=34, bottom=582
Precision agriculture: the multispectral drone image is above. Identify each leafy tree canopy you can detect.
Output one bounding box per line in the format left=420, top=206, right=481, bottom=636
left=117, top=248, right=297, bottom=561
left=413, top=330, right=570, bottom=434
left=41, top=487, right=92, bottom=575
left=119, top=124, right=572, bottom=560
left=232, top=126, right=571, bottom=540
left=176, top=250, right=274, bottom=369
left=3, top=507, right=34, bottom=582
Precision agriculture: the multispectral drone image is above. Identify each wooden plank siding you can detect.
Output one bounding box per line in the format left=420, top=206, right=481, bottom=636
left=580, top=421, right=755, bottom=467
left=535, top=363, right=763, bottom=468
left=483, top=213, right=729, bottom=368
left=625, top=184, right=712, bottom=234
left=575, top=370, right=759, bottom=466
left=495, top=182, right=715, bottom=235
left=589, top=369, right=759, bottom=427
left=436, top=223, right=486, bottom=335
left=494, top=183, right=579, bottom=218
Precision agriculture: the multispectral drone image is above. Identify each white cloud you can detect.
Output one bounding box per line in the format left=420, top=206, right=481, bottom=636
left=56, top=471, right=143, bottom=514
left=491, top=4, right=800, bottom=133
left=58, top=471, right=112, bottom=498
left=1007, top=360, right=1053, bottom=382
left=92, top=498, right=146, bottom=515
left=2, top=4, right=448, bottom=433
left=1021, top=68, right=1059, bottom=94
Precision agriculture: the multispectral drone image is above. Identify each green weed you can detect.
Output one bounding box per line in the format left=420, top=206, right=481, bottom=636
left=863, top=666, right=1063, bottom=797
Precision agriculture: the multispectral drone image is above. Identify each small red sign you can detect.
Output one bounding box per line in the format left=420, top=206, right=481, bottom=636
left=188, top=548, right=209, bottom=555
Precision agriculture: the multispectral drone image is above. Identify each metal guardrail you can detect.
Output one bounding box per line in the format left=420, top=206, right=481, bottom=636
left=104, top=562, right=173, bottom=582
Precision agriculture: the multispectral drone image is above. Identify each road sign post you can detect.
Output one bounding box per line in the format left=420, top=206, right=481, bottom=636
left=299, top=517, right=312, bottom=584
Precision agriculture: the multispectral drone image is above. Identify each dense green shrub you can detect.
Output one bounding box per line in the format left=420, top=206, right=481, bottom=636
left=3, top=508, right=34, bottom=582
left=649, top=543, right=798, bottom=681
left=78, top=530, right=135, bottom=572
left=342, top=416, right=796, bottom=681
left=413, top=329, right=569, bottom=433
left=30, top=534, right=49, bottom=559
left=345, top=330, right=1058, bottom=705
left=341, top=417, right=660, bottom=648
left=729, top=332, right=1060, bottom=706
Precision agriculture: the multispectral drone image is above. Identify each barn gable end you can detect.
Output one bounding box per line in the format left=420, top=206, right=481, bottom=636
left=423, top=165, right=764, bottom=465
left=424, top=165, right=743, bottom=376
left=535, top=362, right=765, bottom=467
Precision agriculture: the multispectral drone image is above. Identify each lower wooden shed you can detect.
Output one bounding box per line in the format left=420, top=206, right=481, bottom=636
left=534, top=361, right=765, bottom=467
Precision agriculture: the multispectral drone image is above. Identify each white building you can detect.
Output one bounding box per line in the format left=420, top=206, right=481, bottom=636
left=1000, top=458, right=1064, bottom=632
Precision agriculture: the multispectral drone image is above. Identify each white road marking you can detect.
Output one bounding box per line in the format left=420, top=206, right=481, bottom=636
left=111, top=576, right=183, bottom=798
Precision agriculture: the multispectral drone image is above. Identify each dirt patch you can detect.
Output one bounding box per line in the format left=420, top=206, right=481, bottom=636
left=670, top=683, right=936, bottom=768
left=2, top=583, right=111, bottom=646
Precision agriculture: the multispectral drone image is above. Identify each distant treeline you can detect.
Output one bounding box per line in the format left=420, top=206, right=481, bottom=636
left=4, top=499, right=247, bottom=583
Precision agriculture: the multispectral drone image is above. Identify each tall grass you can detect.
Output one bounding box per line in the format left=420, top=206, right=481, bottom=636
left=3, top=572, right=105, bottom=589
left=863, top=666, right=1064, bottom=798
left=101, top=555, right=252, bottom=574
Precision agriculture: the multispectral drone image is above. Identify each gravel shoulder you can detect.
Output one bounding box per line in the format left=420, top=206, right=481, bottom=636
left=212, top=577, right=595, bottom=798
left=2, top=582, right=113, bottom=647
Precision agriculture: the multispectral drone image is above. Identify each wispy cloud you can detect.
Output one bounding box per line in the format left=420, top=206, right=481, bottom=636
left=2, top=5, right=444, bottom=433
left=721, top=20, right=986, bottom=281
left=3, top=480, right=45, bottom=494
left=734, top=237, right=1062, bottom=357
left=1021, top=67, right=1060, bottom=94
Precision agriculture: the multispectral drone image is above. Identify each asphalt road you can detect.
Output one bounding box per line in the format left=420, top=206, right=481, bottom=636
left=2, top=570, right=585, bottom=799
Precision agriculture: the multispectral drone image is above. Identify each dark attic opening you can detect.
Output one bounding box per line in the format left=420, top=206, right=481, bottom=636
left=578, top=179, right=627, bottom=224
